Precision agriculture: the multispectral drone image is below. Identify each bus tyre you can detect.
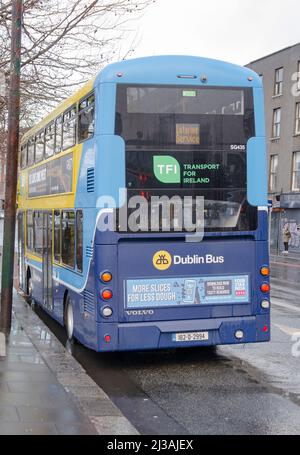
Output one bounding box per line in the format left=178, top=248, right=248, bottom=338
left=65, top=296, right=75, bottom=343
left=27, top=275, right=33, bottom=302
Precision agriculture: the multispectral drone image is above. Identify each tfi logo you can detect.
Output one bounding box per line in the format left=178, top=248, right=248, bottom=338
left=153, top=156, right=181, bottom=184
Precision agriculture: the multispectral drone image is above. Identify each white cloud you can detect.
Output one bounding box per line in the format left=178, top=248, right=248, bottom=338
left=125, top=0, right=300, bottom=65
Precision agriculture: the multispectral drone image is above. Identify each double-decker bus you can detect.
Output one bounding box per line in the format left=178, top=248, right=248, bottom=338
left=17, top=55, right=270, bottom=352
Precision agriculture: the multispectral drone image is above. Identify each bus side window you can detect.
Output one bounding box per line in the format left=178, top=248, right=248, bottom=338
left=33, top=211, right=43, bottom=255
left=76, top=210, right=83, bottom=272
left=78, top=93, right=95, bottom=142
left=35, top=131, right=45, bottom=163
left=27, top=138, right=35, bottom=167
left=62, top=106, right=77, bottom=150
left=55, top=116, right=63, bottom=154
left=45, top=123, right=55, bottom=158
left=20, top=144, right=27, bottom=169
left=61, top=211, right=75, bottom=268
left=26, top=211, right=34, bottom=251
left=54, top=210, right=61, bottom=262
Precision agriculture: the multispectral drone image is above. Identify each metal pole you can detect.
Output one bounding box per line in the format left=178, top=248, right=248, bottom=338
left=0, top=0, right=22, bottom=333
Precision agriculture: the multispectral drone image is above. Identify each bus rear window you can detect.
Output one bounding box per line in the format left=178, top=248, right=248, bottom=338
left=126, top=86, right=245, bottom=115
left=115, top=85, right=256, bottom=233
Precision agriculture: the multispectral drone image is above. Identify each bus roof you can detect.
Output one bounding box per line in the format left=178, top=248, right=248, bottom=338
left=22, top=55, right=261, bottom=143
left=96, top=55, right=262, bottom=87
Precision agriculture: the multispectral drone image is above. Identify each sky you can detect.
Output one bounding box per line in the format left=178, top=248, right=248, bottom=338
left=123, top=0, right=300, bottom=66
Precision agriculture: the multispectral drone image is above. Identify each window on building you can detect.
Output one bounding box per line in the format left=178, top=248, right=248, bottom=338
left=272, top=108, right=281, bottom=138
left=297, top=61, right=300, bottom=92
left=45, top=123, right=55, bottom=158
left=269, top=155, right=278, bottom=192
left=62, top=107, right=77, bottom=150
left=295, top=103, right=300, bottom=135
left=20, top=144, right=27, bottom=169
left=26, top=211, right=34, bottom=251
left=292, top=152, right=300, bottom=191
left=35, top=131, right=44, bottom=163
left=76, top=210, right=83, bottom=272
left=55, top=116, right=63, bottom=154
left=61, top=211, right=75, bottom=268
left=274, top=67, right=283, bottom=96
left=27, top=138, right=35, bottom=167
left=78, top=93, right=95, bottom=142
left=54, top=210, right=61, bottom=262
left=33, top=211, right=43, bottom=255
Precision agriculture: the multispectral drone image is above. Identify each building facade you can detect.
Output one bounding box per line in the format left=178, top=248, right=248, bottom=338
left=247, top=43, right=300, bottom=254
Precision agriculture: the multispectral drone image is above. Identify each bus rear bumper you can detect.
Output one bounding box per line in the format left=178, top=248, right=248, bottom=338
left=97, top=315, right=270, bottom=352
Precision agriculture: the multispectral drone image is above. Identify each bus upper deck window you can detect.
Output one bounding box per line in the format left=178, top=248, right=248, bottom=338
left=35, top=131, right=45, bottom=163
left=27, top=138, right=35, bottom=167
left=62, top=107, right=77, bottom=150
left=45, top=123, right=55, bottom=158
left=78, top=94, right=95, bottom=142
left=55, top=116, right=63, bottom=154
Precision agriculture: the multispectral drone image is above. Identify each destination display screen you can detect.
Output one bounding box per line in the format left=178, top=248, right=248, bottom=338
left=176, top=124, right=200, bottom=145
left=125, top=275, right=250, bottom=309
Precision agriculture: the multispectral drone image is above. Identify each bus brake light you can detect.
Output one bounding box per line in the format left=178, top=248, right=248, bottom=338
left=102, top=290, right=113, bottom=300
left=261, top=283, right=270, bottom=293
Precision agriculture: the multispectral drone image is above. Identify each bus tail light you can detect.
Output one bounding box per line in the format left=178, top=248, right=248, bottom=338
left=261, top=283, right=270, bottom=293
left=263, top=325, right=269, bottom=333
left=102, top=290, right=113, bottom=300
left=104, top=334, right=111, bottom=343
left=260, top=266, right=270, bottom=277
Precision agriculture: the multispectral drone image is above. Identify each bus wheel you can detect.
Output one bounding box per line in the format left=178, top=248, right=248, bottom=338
left=65, top=296, right=75, bottom=343
left=27, top=274, right=33, bottom=301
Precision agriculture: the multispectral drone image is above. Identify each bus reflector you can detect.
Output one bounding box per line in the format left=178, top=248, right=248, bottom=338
left=260, top=267, right=270, bottom=277
left=104, top=334, right=111, bottom=343
left=101, top=272, right=112, bottom=283
left=261, top=283, right=270, bottom=293
left=102, top=290, right=113, bottom=300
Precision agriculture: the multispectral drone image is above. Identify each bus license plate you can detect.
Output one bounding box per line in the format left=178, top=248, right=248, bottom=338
left=173, top=332, right=209, bottom=343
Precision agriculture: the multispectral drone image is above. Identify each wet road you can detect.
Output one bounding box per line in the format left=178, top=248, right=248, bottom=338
left=33, top=258, right=300, bottom=435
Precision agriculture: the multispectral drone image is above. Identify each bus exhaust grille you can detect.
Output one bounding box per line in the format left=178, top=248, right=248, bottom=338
left=87, top=167, right=95, bottom=192
left=86, top=246, right=93, bottom=258
left=83, top=290, right=95, bottom=314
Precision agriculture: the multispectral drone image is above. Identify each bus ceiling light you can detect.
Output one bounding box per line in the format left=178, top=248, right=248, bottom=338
left=102, top=306, right=113, bottom=318
left=261, top=300, right=270, bottom=309
left=200, top=75, right=207, bottom=83
left=260, top=266, right=270, bottom=277
left=116, top=72, right=123, bottom=78
left=101, top=271, right=112, bottom=283
left=248, top=76, right=254, bottom=81
left=101, top=289, right=113, bottom=300
left=261, top=283, right=270, bottom=293
left=235, top=330, right=244, bottom=340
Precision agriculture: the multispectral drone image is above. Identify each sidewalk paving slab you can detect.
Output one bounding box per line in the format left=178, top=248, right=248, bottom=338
left=0, top=289, right=138, bottom=435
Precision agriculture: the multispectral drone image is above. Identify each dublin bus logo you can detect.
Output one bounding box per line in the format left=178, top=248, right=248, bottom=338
left=153, top=251, right=172, bottom=271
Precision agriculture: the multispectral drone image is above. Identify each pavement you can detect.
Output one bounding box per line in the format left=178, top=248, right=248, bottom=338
left=0, top=290, right=138, bottom=435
